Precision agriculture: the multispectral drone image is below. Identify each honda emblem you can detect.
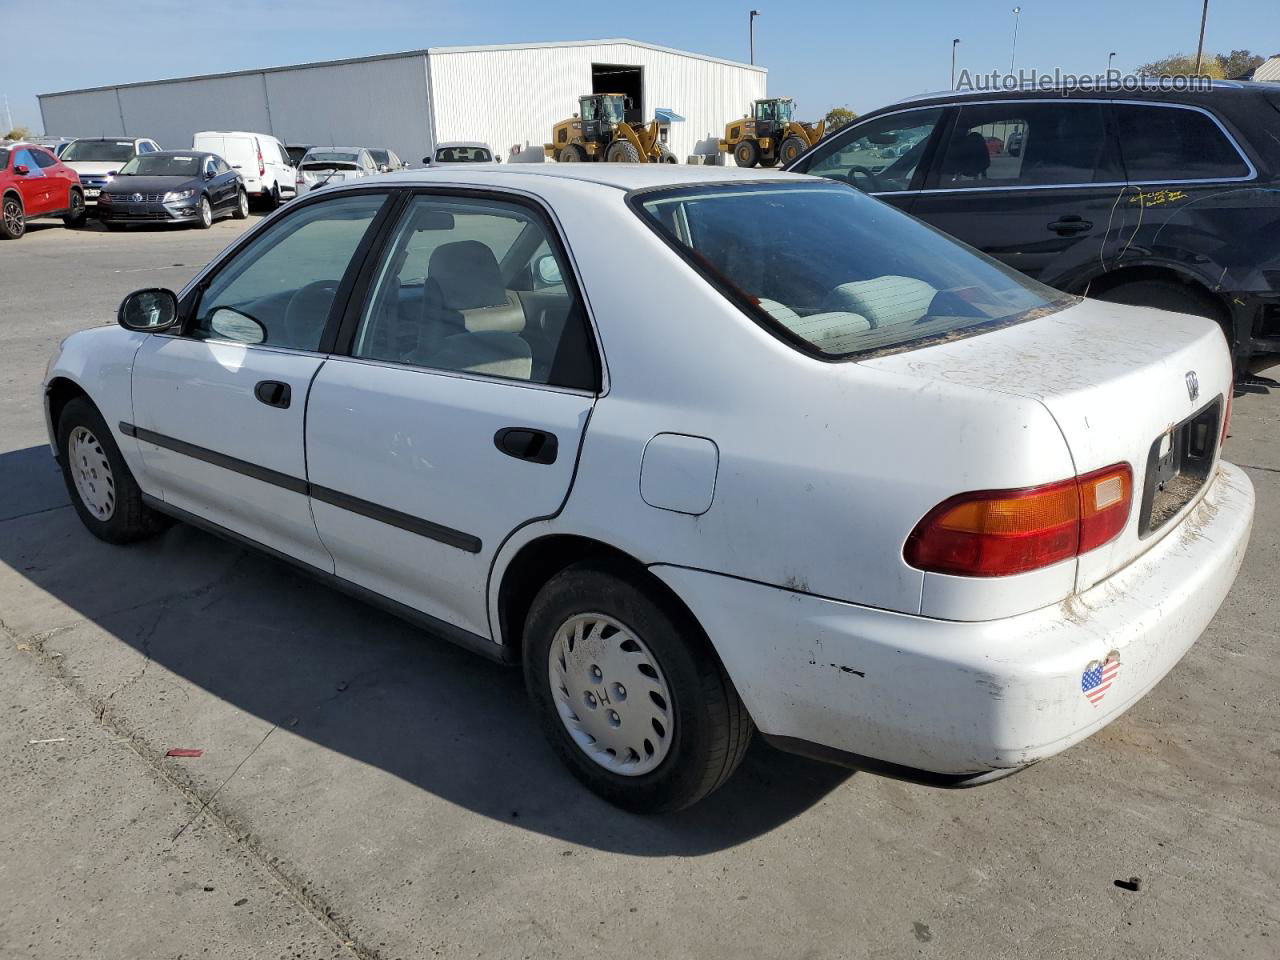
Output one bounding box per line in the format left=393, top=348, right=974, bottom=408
left=1185, top=370, right=1200, bottom=403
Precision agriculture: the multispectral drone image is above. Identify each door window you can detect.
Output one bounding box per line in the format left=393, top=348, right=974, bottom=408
left=798, top=108, right=943, bottom=193
left=935, top=102, right=1115, bottom=188
left=350, top=194, right=598, bottom=389
left=13, top=149, right=44, bottom=175
left=32, top=148, right=59, bottom=169
left=192, top=192, right=388, bottom=351
left=1114, top=104, right=1250, bottom=182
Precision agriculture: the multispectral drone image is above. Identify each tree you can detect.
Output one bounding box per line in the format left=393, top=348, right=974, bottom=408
left=824, top=107, right=858, bottom=131
left=3, top=125, right=33, bottom=142
left=1216, top=49, right=1266, bottom=79
left=1136, top=53, right=1225, bottom=78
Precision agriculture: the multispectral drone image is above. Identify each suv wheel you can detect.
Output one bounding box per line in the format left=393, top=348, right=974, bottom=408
left=1, top=194, right=25, bottom=239
left=523, top=563, right=753, bottom=812
left=63, top=189, right=87, bottom=228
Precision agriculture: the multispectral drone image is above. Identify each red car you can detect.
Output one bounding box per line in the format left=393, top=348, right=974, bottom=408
left=1, top=143, right=86, bottom=239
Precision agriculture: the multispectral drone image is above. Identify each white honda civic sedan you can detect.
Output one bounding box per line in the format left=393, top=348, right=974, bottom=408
left=44, top=165, right=1254, bottom=812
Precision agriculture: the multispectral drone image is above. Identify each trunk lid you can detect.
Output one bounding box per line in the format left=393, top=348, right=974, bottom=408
left=862, top=297, right=1232, bottom=590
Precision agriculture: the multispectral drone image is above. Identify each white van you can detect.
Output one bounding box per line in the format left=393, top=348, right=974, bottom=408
left=191, top=131, right=295, bottom=208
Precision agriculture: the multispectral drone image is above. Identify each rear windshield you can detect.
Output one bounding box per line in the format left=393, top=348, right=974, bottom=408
left=631, top=182, right=1069, bottom=359
left=61, top=140, right=135, bottom=162
left=303, top=152, right=359, bottom=166
left=435, top=146, right=491, bottom=162
left=118, top=155, right=200, bottom=177
left=303, top=159, right=358, bottom=171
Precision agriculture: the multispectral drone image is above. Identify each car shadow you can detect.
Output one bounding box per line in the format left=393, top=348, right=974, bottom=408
left=0, top=444, right=851, bottom=855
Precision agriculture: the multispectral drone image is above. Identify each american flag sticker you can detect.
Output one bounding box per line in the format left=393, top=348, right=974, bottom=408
left=1081, top=653, right=1121, bottom=706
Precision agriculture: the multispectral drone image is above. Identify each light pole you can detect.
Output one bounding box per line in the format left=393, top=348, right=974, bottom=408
left=952, top=38, right=961, bottom=89
left=1194, top=0, right=1209, bottom=74
left=1108, top=51, right=1117, bottom=72
left=749, top=10, right=761, bottom=66
left=1010, top=6, right=1022, bottom=74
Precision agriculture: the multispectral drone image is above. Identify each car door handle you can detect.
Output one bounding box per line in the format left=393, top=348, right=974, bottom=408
left=1047, top=216, right=1093, bottom=235
left=254, top=380, right=292, bottom=409
left=494, top=427, right=558, bottom=465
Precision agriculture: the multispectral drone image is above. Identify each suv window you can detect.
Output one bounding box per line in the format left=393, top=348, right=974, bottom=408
left=13, top=149, right=44, bottom=173
left=798, top=108, right=943, bottom=193
left=277, top=143, right=291, bottom=166
left=32, top=148, right=59, bottom=169
left=936, top=102, right=1115, bottom=187
left=351, top=194, right=597, bottom=389
left=1114, top=103, right=1250, bottom=182
left=192, top=193, right=388, bottom=351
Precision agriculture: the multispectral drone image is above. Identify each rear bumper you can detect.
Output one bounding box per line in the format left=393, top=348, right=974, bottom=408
left=652, top=461, right=1254, bottom=780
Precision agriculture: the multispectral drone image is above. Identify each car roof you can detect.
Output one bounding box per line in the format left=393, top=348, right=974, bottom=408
left=372, top=163, right=814, bottom=193
left=436, top=141, right=492, bottom=150
left=304, top=147, right=366, bottom=154
left=881, top=79, right=1276, bottom=113
left=68, top=136, right=146, bottom=142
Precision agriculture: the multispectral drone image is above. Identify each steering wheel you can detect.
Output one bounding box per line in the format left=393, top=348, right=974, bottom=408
left=842, top=165, right=884, bottom=192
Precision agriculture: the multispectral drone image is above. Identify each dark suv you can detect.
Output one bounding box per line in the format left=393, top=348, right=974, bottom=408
left=786, top=83, right=1280, bottom=369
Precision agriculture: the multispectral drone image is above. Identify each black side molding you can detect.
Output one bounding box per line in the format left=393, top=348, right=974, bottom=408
left=140, top=494, right=510, bottom=664
left=121, top=421, right=481, bottom=553
left=762, top=734, right=1029, bottom=789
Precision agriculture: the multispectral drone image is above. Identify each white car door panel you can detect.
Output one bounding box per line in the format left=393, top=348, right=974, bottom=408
left=129, top=337, right=332, bottom=569
left=305, top=361, right=592, bottom=637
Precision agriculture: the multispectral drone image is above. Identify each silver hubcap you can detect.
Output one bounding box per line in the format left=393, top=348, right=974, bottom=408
left=3, top=200, right=22, bottom=234
left=200, top=199, right=211, bottom=225
left=239, top=192, right=247, bottom=216
left=548, top=613, right=674, bottom=776
left=68, top=426, right=116, bottom=521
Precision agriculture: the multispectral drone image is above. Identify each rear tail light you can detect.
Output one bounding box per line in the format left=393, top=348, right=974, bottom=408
left=1221, top=392, right=1232, bottom=446
left=257, top=142, right=265, bottom=177
left=905, top=464, right=1132, bottom=577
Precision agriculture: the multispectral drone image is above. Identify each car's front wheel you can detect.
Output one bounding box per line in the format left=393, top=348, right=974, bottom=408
left=1, top=194, right=25, bottom=239
left=232, top=188, right=249, bottom=220
left=56, top=397, right=166, bottom=544
left=194, top=196, right=213, bottom=229
left=523, top=563, right=752, bottom=812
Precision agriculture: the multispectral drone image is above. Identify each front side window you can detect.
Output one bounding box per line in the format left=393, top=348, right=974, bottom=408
left=13, top=149, right=44, bottom=175
left=192, top=193, right=388, bottom=350
left=61, top=140, right=136, bottom=163
left=936, top=102, right=1114, bottom=187
left=799, top=108, right=943, bottom=193
left=633, top=182, right=1068, bottom=359
left=580, top=98, right=598, bottom=122
left=351, top=194, right=597, bottom=389
left=1114, top=104, right=1250, bottom=182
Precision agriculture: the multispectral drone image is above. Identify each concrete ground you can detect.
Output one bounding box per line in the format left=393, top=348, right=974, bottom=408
left=2, top=216, right=1277, bottom=960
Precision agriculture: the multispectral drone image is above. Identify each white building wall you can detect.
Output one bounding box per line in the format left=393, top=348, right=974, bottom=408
left=427, top=41, right=766, bottom=162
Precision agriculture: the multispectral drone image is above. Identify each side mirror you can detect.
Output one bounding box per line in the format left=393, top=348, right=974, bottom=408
left=118, top=288, right=179, bottom=333
left=204, top=169, right=216, bottom=180
left=534, top=254, right=563, bottom=286
left=421, top=156, right=432, bottom=165
left=13, top=164, right=29, bottom=176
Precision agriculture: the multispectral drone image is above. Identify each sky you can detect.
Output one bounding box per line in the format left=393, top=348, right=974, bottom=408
left=2, top=0, right=1276, bottom=134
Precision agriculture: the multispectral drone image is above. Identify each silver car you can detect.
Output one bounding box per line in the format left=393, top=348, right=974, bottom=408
left=296, top=147, right=379, bottom=195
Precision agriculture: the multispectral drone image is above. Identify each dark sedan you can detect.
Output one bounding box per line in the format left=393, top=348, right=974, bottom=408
left=98, top=151, right=247, bottom=230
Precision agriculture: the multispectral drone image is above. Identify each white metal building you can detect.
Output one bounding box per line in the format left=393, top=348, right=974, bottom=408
left=38, top=39, right=767, bottom=164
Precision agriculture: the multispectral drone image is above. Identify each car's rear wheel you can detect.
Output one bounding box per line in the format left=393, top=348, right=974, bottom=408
left=523, top=564, right=753, bottom=813
left=1, top=194, right=25, bottom=239
left=194, top=196, right=213, bottom=229
left=63, top=189, right=87, bottom=228
left=1094, top=279, right=1232, bottom=349
left=232, top=188, right=249, bottom=220
left=267, top=183, right=281, bottom=210
left=734, top=139, right=760, bottom=168
left=57, top=397, right=166, bottom=544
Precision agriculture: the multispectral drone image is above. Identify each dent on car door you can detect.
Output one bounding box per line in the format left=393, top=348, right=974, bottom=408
left=304, top=191, right=600, bottom=640
left=128, top=191, right=393, bottom=569
left=790, top=107, right=946, bottom=213
left=908, top=101, right=1125, bottom=283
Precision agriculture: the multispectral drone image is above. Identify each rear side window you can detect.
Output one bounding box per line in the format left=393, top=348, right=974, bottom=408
left=936, top=102, right=1116, bottom=187
left=798, top=108, right=943, bottom=193
left=633, top=182, right=1067, bottom=359
left=32, top=148, right=59, bottom=169
left=1114, top=104, right=1250, bottom=181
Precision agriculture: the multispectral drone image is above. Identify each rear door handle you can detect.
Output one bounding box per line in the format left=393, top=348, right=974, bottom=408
left=254, top=380, right=292, bottom=409
left=494, top=427, right=558, bottom=465
left=1047, top=216, right=1093, bottom=235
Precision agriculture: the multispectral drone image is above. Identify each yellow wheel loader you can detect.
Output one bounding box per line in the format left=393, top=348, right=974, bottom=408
left=719, top=98, right=825, bottom=167
left=544, top=94, right=678, bottom=163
